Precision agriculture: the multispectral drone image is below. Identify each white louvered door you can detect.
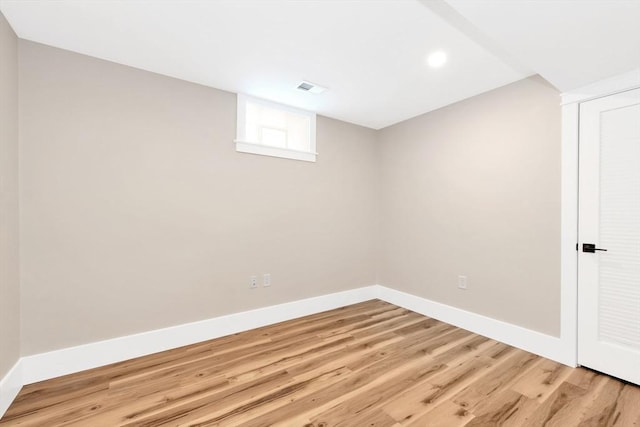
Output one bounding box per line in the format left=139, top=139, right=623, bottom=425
left=578, top=88, right=640, bottom=385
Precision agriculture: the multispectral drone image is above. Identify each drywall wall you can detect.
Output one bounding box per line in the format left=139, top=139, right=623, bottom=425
left=0, top=11, right=20, bottom=378
left=16, top=36, right=561, bottom=355
left=378, top=75, right=561, bottom=336
left=19, top=41, right=378, bottom=355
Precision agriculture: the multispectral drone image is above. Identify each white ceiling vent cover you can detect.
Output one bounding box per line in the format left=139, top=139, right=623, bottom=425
left=296, top=81, right=327, bottom=94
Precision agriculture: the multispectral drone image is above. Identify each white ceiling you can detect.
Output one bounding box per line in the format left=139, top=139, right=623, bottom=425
left=446, top=0, right=640, bottom=92
left=0, top=1, right=638, bottom=129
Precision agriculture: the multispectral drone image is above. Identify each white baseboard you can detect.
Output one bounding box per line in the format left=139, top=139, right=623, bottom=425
left=374, top=285, right=575, bottom=366
left=0, top=361, right=21, bottom=418
left=1, top=284, right=576, bottom=419
left=20, top=286, right=377, bottom=385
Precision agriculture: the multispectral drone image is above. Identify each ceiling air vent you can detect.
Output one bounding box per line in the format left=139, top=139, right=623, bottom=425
left=296, top=80, right=327, bottom=94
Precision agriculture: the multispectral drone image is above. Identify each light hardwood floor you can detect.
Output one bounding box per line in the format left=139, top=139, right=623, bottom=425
left=1, top=300, right=638, bottom=426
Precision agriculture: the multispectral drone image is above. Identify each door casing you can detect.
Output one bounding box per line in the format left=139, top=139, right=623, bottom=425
left=559, top=68, right=640, bottom=368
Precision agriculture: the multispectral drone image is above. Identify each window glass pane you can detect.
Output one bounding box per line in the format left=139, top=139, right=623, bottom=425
left=259, top=106, right=286, bottom=130
left=245, top=102, right=260, bottom=142
left=287, top=116, right=311, bottom=152
left=237, top=94, right=316, bottom=161
left=261, top=127, right=287, bottom=148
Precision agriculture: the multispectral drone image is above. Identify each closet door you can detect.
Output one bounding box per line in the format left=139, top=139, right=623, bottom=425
left=578, top=88, right=640, bottom=385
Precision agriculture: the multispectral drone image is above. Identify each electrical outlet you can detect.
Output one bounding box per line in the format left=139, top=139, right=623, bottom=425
left=249, top=276, right=258, bottom=289
left=458, top=275, right=468, bottom=290
left=263, top=273, right=271, bottom=287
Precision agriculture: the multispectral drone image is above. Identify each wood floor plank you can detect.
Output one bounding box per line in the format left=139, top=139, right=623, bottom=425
left=235, top=352, right=448, bottom=426
left=333, top=408, right=400, bottom=427
left=1, top=299, right=639, bottom=427
left=610, top=385, right=640, bottom=427
left=577, top=377, right=625, bottom=426
left=518, top=379, right=604, bottom=426
left=510, top=358, right=574, bottom=402
left=464, top=389, right=535, bottom=426
left=382, top=338, right=509, bottom=423
left=402, top=400, right=475, bottom=427
left=451, top=349, right=540, bottom=412
left=383, top=357, right=494, bottom=424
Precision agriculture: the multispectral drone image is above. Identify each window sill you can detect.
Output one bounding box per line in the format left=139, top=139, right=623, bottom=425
left=235, top=140, right=317, bottom=162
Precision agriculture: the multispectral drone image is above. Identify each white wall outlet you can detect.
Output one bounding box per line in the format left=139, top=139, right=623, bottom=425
left=458, top=275, right=468, bottom=290
left=249, top=276, right=258, bottom=289
left=263, top=273, right=271, bottom=287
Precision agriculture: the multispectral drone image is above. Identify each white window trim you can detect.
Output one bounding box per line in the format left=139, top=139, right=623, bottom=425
left=235, top=141, right=317, bottom=162
left=235, top=94, right=317, bottom=162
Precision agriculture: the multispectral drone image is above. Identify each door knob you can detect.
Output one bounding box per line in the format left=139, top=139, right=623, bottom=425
left=583, top=243, right=608, bottom=253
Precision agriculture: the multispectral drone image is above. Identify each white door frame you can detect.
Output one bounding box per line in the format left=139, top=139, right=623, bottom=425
left=559, top=68, right=640, bottom=368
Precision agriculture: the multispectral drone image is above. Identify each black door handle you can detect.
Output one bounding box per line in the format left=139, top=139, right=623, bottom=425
left=583, top=243, right=608, bottom=253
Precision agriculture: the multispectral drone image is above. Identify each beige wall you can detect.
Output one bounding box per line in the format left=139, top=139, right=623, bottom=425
left=15, top=39, right=561, bottom=356
left=378, top=76, right=561, bottom=336
left=19, top=41, right=378, bottom=355
left=0, top=12, right=20, bottom=378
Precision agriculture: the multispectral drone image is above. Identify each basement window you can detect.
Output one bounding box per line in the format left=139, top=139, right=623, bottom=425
left=235, top=94, right=317, bottom=162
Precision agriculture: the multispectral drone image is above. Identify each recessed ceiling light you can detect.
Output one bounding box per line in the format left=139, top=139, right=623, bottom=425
left=427, top=51, right=447, bottom=68
left=297, top=80, right=328, bottom=94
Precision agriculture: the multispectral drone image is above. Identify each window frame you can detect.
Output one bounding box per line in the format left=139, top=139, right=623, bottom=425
left=235, top=94, right=317, bottom=162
